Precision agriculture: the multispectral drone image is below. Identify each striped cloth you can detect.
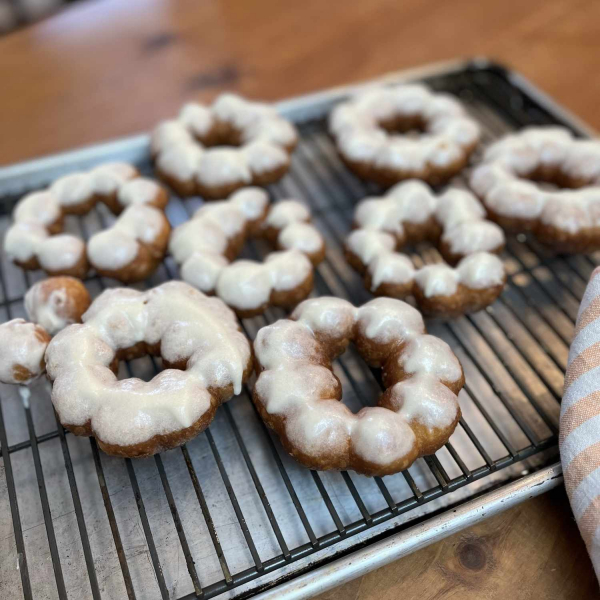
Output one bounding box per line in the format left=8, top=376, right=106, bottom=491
left=560, top=265, right=600, bottom=577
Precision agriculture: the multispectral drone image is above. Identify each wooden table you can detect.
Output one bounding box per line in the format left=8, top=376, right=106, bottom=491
left=1, top=0, right=598, bottom=596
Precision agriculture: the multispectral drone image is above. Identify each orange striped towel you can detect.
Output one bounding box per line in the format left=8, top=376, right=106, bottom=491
left=561, top=266, right=600, bottom=574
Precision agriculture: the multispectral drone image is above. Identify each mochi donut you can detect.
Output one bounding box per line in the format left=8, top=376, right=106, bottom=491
left=152, top=94, right=298, bottom=198
left=45, top=281, right=253, bottom=457
left=3, top=163, right=170, bottom=281
left=470, top=126, right=600, bottom=253
left=25, top=276, right=91, bottom=336
left=329, top=84, right=480, bottom=186
left=253, top=297, right=464, bottom=476
left=169, top=188, right=325, bottom=317
left=0, top=319, right=51, bottom=385
left=345, top=181, right=506, bottom=317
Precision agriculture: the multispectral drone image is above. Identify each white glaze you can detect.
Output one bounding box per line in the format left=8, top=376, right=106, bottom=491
left=45, top=281, right=251, bottom=446
left=387, top=377, right=459, bottom=429
left=4, top=222, right=48, bottom=263
left=156, top=141, right=203, bottom=182
left=346, top=182, right=505, bottom=298
left=25, top=287, right=67, bottom=335
left=170, top=192, right=323, bottom=312
left=151, top=120, right=194, bottom=155
left=368, top=253, right=415, bottom=290
left=196, top=148, right=252, bottom=188
left=414, top=264, right=459, bottom=297
left=278, top=222, right=323, bottom=255
left=470, top=126, right=600, bottom=231
left=90, top=163, right=137, bottom=195
left=242, top=140, right=289, bottom=176
left=0, top=319, right=49, bottom=385
left=179, top=103, right=214, bottom=138
left=441, top=221, right=505, bottom=256
left=13, top=191, right=61, bottom=227
left=399, top=335, right=462, bottom=383
left=152, top=94, right=297, bottom=191
left=330, top=84, right=480, bottom=175
left=455, top=252, right=506, bottom=289
left=253, top=296, right=460, bottom=469
left=346, top=229, right=396, bottom=264
left=38, top=235, right=86, bottom=271
left=4, top=163, right=167, bottom=277
left=50, top=173, right=95, bottom=207
left=25, top=280, right=86, bottom=336
left=87, top=205, right=168, bottom=270
left=266, top=200, right=310, bottom=229
left=117, top=178, right=162, bottom=207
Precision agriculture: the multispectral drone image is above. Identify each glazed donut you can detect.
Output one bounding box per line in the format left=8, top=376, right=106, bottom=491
left=329, top=84, right=480, bottom=186
left=470, top=126, right=600, bottom=253
left=0, top=319, right=51, bottom=385
left=253, top=297, right=463, bottom=476
left=152, top=94, right=298, bottom=199
left=170, top=188, right=325, bottom=317
left=4, top=163, right=170, bottom=281
left=25, top=276, right=91, bottom=335
left=45, top=281, right=253, bottom=457
left=345, top=181, right=506, bottom=317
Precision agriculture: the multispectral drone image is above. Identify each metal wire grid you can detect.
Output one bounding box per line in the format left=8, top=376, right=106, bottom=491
left=0, top=65, right=589, bottom=599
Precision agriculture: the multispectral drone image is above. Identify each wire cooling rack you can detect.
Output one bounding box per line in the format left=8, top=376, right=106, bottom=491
left=0, top=60, right=593, bottom=599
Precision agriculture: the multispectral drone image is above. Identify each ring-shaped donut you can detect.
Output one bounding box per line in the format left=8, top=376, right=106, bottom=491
left=45, top=281, right=252, bottom=457
left=344, top=181, right=506, bottom=317
left=152, top=94, right=298, bottom=199
left=253, top=296, right=464, bottom=476
left=169, top=188, right=325, bottom=317
left=470, top=126, right=600, bottom=253
left=329, top=84, right=480, bottom=186
left=4, top=163, right=170, bottom=282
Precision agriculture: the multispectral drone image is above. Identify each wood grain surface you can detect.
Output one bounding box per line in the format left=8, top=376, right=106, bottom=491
left=1, top=0, right=600, bottom=164
left=316, top=487, right=597, bottom=600
left=1, top=0, right=599, bottom=597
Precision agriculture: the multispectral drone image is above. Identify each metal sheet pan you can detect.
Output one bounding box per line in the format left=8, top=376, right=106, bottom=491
left=0, top=58, right=584, bottom=599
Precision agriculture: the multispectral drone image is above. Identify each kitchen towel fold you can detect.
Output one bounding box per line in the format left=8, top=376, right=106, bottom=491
left=560, top=265, right=600, bottom=579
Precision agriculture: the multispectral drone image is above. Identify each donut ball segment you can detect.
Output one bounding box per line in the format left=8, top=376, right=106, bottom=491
left=4, top=162, right=170, bottom=283
left=470, top=126, right=600, bottom=253
left=329, top=84, right=481, bottom=187
left=24, top=276, right=91, bottom=336
left=169, top=188, right=326, bottom=318
left=0, top=319, right=51, bottom=385
left=44, top=281, right=253, bottom=458
left=152, top=94, right=298, bottom=199
left=87, top=203, right=171, bottom=283
left=253, top=297, right=464, bottom=477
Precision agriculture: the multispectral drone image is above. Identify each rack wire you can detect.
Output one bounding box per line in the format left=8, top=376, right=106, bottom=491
left=0, top=62, right=589, bottom=599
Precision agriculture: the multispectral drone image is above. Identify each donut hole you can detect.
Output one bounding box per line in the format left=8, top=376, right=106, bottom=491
left=110, top=341, right=185, bottom=383
left=115, top=353, right=165, bottom=382
left=378, top=114, right=428, bottom=139
left=520, top=167, right=590, bottom=191
left=331, top=352, right=382, bottom=411
left=198, top=121, right=245, bottom=148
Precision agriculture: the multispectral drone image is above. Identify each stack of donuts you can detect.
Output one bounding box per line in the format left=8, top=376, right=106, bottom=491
left=2, top=83, right=598, bottom=476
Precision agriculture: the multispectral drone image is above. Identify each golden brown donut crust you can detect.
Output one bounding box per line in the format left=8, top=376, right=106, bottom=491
left=252, top=298, right=464, bottom=476
left=9, top=166, right=170, bottom=282
left=173, top=193, right=325, bottom=317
